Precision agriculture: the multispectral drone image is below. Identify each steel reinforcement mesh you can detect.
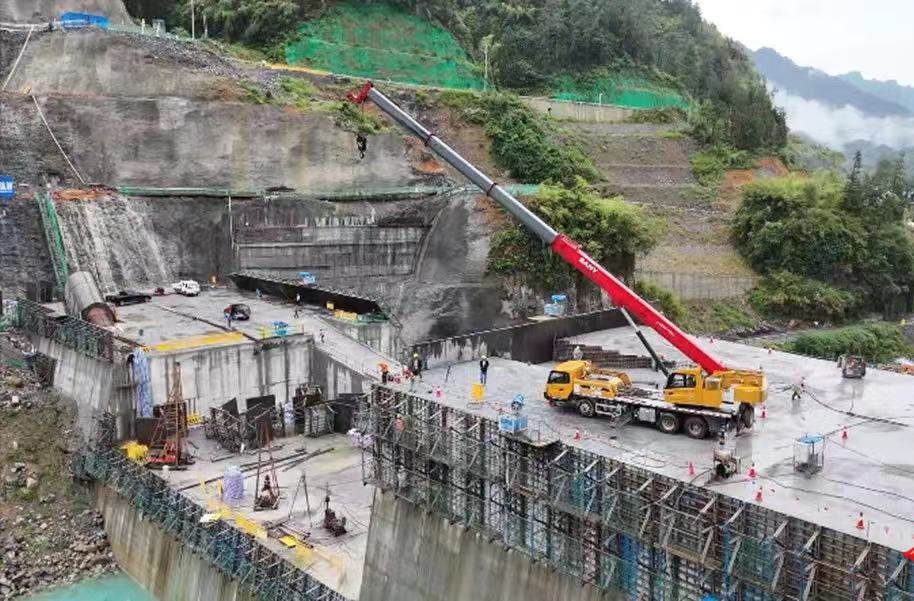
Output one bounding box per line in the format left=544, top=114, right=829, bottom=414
left=364, top=386, right=914, bottom=601
left=285, top=3, right=484, bottom=90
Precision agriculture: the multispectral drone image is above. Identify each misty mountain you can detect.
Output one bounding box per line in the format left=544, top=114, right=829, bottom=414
left=839, top=71, right=914, bottom=114
left=751, top=47, right=914, bottom=159
left=752, top=47, right=911, bottom=117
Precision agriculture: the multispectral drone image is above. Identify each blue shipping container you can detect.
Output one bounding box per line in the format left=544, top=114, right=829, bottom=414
left=60, top=12, right=110, bottom=30
left=0, top=175, right=14, bottom=200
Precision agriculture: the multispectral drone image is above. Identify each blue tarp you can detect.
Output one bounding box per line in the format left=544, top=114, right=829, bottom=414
left=0, top=175, right=14, bottom=200
left=60, top=12, right=109, bottom=30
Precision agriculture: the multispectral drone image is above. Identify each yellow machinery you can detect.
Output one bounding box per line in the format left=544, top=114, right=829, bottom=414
left=545, top=361, right=766, bottom=439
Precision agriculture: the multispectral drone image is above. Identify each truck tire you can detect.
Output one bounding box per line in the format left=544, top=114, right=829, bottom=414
left=684, top=416, right=709, bottom=439
left=657, top=412, right=681, bottom=434
left=577, top=399, right=595, bottom=418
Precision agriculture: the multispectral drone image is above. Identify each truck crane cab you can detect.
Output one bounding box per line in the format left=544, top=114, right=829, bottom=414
left=663, top=367, right=766, bottom=408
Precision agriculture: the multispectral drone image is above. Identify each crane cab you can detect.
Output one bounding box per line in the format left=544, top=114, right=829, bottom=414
left=663, top=367, right=767, bottom=408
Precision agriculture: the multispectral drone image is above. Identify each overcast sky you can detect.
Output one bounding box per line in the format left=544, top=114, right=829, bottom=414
left=693, top=0, right=914, bottom=87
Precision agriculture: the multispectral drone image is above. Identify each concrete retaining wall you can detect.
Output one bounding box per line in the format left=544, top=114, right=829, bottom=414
left=636, top=269, right=757, bottom=301
left=28, top=336, right=132, bottom=436
left=97, top=485, right=257, bottom=601
left=311, top=346, right=373, bottom=400
left=360, top=490, right=620, bottom=601
left=147, top=335, right=312, bottom=416
left=521, top=97, right=634, bottom=123
left=413, top=310, right=629, bottom=369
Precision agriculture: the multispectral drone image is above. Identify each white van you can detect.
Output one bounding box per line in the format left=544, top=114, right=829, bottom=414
left=172, top=280, right=201, bottom=296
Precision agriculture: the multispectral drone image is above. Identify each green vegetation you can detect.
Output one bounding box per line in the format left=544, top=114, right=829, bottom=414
left=442, top=91, right=598, bottom=184
left=333, top=101, right=387, bottom=136
left=680, top=300, right=761, bottom=334
left=127, top=0, right=788, bottom=152
left=749, top=272, right=861, bottom=322
left=633, top=280, right=685, bottom=323
left=489, top=181, right=658, bottom=291
left=689, top=145, right=755, bottom=187
left=238, top=80, right=272, bottom=105
left=627, top=107, right=688, bottom=125
left=735, top=156, right=914, bottom=320
left=780, top=134, right=845, bottom=172
left=280, top=77, right=320, bottom=109
left=784, top=324, right=914, bottom=363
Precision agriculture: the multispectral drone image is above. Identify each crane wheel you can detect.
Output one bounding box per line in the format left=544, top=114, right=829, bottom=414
left=684, top=416, right=709, bottom=439
left=577, top=399, right=595, bottom=418
left=657, top=412, right=681, bottom=434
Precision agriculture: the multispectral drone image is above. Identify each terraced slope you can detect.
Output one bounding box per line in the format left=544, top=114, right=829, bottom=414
left=564, top=121, right=757, bottom=299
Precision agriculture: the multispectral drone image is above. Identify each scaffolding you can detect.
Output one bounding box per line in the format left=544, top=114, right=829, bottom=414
left=74, top=422, right=350, bottom=601
left=14, top=298, right=116, bottom=361
left=363, top=386, right=914, bottom=601
left=35, top=191, right=70, bottom=296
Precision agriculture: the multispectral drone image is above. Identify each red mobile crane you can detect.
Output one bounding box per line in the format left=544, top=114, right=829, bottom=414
left=349, top=82, right=766, bottom=438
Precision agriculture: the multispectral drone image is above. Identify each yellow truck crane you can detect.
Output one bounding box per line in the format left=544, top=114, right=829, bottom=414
left=545, top=360, right=765, bottom=439
left=346, top=81, right=767, bottom=440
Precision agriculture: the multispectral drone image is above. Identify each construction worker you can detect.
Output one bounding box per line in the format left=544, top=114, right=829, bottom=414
left=256, top=288, right=263, bottom=300
left=571, top=345, right=583, bottom=361
left=410, top=353, right=423, bottom=380
left=379, top=362, right=390, bottom=384
left=319, top=329, right=325, bottom=344
left=256, top=474, right=277, bottom=510
left=791, top=383, right=802, bottom=401
left=479, top=355, right=490, bottom=385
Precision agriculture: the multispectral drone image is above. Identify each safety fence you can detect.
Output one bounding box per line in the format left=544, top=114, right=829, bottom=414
left=285, top=3, right=484, bottom=91
left=35, top=191, right=69, bottom=294
left=364, top=386, right=914, bottom=601
left=552, top=74, right=689, bottom=111
left=13, top=298, right=115, bottom=362
left=73, top=445, right=350, bottom=601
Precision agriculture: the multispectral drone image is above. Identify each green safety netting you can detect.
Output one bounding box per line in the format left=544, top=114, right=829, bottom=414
left=285, top=3, right=485, bottom=90
left=552, top=75, right=688, bottom=110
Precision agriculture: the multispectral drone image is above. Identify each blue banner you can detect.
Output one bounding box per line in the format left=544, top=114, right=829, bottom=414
left=0, top=176, right=14, bottom=201
left=60, top=12, right=110, bottom=30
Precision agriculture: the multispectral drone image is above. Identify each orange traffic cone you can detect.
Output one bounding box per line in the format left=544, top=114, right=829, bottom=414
left=755, top=487, right=763, bottom=503
left=574, top=428, right=582, bottom=441
left=760, top=406, right=767, bottom=419
left=687, top=461, right=695, bottom=476
left=748, top=463, right=757, bottom=479
left=841, top=428, right=848, bottom=441
left=856, top=512, right=865, bottom=530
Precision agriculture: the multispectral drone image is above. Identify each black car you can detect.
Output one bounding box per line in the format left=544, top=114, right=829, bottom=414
left=224, top=303, right=251, bottom=321
left=105, top=290, right=152, bottom=306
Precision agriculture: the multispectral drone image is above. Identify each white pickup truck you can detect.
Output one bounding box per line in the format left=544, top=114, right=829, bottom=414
left=172, top=280, right=201, bottom=296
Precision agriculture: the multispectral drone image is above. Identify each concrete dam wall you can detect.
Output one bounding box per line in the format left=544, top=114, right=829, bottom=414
left=97, top=486, right=258, bottom=601
left=362, top=491, right=618, bottom=601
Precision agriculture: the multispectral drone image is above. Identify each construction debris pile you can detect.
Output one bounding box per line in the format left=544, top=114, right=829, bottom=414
left=0, top=335, right=117, bottom=599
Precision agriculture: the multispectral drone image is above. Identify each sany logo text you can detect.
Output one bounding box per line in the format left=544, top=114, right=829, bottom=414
left=577, top=256, right=598, bottom=273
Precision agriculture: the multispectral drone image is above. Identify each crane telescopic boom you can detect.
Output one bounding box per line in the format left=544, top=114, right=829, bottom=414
left=348, top=82, right=727, bottom=375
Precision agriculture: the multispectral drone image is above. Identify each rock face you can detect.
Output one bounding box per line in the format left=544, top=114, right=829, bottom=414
left=0, top=336, right=118, bottom=600
left=0, top=0, right=133, bottom=24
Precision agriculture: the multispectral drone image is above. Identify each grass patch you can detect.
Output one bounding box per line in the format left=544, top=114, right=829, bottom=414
left=784, top=324, right=914, bottom=363
left=279, top=77, right=319, bottom=109
left=633, top=280, right=685, bottom=323
left=332, top=101, right=388, bottom=136
left=238, top=80, right=272, bottom=105
left=680, top=299, right=761, bottom=334
left=690, top=145, right=755, bottom=188
left=442, top=91, right=598, bottom=184
left=749, top=272, right=861, bottom=323
left=661, top=130, right=686, bottom=140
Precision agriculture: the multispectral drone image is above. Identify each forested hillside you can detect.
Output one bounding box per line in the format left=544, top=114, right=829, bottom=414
left=124, top=0, right=787, bottom=152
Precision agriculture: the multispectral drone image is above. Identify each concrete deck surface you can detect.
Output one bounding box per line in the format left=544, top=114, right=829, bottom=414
left=412, top=326, right=914, bottom=551
left=113, top=287, right=398, bottom=375
left=166, top=429, right=372, bottom=599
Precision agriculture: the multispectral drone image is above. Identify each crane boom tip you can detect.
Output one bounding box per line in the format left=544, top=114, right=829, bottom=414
left=347, top=81, right=374, bottom=105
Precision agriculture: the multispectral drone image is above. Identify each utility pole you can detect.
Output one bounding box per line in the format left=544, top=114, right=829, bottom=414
left=191, top=0, right=195, bottom=40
